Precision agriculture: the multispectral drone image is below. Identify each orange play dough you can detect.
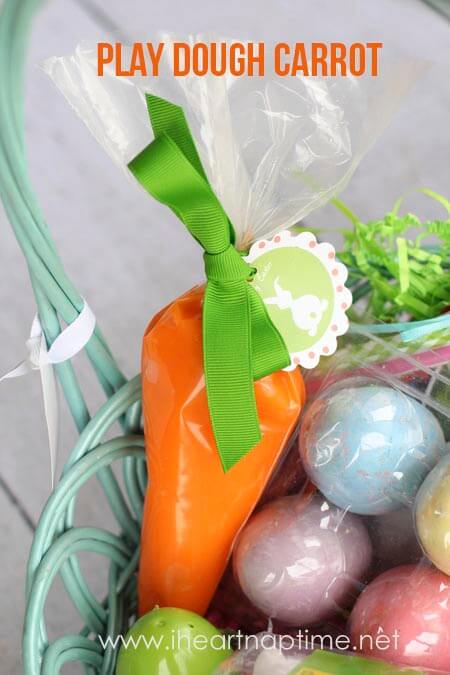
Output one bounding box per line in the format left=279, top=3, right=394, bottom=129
left=138, top=285, right=305, bottom=616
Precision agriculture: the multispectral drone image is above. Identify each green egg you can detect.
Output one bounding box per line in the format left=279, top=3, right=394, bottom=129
left=115, top=607, right=233, bottom=675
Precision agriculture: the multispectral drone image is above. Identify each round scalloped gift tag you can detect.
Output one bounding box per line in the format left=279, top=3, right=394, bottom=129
left=245, top=230, right=352, bottom=370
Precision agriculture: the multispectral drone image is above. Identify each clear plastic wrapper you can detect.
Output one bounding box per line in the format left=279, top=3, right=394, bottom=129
left=45, top=38, right=423, bottom=247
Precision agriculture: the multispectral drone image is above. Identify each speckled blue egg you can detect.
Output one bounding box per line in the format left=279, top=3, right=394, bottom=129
left=299, top=381, right=446, bottom=515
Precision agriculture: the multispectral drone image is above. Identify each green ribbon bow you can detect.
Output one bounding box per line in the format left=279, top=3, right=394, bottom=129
left=128, top=94, right=290, bottom=470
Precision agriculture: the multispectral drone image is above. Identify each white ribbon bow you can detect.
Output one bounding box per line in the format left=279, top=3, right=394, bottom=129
left=1, top=301, right=96, bottom=487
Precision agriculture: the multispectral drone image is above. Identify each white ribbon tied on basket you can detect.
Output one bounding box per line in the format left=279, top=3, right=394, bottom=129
left=0, top=301, right=96, bottom=487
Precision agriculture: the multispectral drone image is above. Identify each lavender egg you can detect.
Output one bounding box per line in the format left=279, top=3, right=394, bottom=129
left=233, top=492, right=372, bottom=626
left=299, top=381, right=446, bottom=515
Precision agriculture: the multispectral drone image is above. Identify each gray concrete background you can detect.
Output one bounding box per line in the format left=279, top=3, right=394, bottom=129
left=0, top=0, right=449, bottom=672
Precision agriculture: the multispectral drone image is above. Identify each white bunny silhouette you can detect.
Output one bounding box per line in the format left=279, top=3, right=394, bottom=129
left=265, top=277, right=328, bottom=337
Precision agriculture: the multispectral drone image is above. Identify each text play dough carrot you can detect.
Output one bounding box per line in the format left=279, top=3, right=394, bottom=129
left=139, top=285, right=305, bottom=615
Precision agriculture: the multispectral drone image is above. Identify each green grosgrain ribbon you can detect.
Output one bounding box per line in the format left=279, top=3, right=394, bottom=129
left=128, top=94, right=290, bottom=471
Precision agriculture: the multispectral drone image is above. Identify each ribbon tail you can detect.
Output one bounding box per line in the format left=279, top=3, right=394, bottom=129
left=0, top=358, right=35, bottom=381
left=0, top=303, right=95, bottom=488
left=0, top=333, right=42, bottom=382
left=39, top=338, right=59, bottom=489
left=203, top=280, right=261, bottom=471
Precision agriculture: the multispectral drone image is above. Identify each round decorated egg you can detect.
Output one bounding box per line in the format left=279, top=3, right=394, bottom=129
left=299, top=380, right=446, bottom=515
left=115, top=607, right=232, bottom=675
left=349, top=564, right=450, bottom=671
left=233, top=490, right=372, bottom=626
left=415, top=452, right=450, bottom=575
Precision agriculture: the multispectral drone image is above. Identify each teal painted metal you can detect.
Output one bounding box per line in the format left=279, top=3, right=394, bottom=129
left=422, top=0, right=450, bottom=21
left=0, top=1, right=146, bottom=672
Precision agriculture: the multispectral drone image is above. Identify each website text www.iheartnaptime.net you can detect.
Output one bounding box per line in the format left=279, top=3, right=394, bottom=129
left=98, top=628, right=400, bottom=653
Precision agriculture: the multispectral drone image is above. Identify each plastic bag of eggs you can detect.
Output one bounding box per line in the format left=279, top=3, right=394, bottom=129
left=230, top=374, right=450, bottom=674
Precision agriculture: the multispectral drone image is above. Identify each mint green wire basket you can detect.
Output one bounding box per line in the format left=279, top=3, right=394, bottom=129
left=0, top=1, right=146, bottom=672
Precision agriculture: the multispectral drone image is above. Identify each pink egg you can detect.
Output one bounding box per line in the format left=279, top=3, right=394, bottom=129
left=349, top=564, right=450, bottom=672
left=233, top=491, right=372, bottom=626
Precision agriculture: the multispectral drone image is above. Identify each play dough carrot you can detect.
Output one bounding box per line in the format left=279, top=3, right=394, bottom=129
left=139, top=285, right=305, bottom=615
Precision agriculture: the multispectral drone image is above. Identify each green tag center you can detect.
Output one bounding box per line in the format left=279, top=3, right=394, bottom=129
left=251, top=247, right=334, bottom=352
left=245, top=231, right=352, bottom=369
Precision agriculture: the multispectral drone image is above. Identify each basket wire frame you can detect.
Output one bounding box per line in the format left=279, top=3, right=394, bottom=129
left=0, top=1, right=146, bottom=672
